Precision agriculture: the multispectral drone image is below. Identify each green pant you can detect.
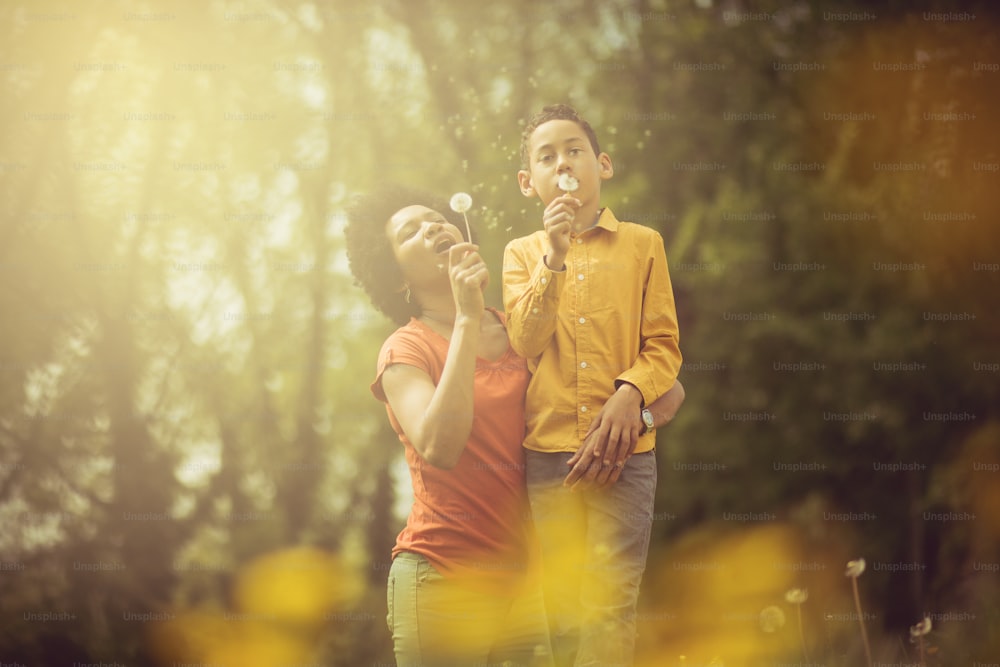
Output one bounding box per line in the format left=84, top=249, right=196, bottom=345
left=387, top=552, right=554, bottom=667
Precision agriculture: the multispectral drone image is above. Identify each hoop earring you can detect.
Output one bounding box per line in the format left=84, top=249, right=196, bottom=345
left=404, top=286, right=411, bottom=304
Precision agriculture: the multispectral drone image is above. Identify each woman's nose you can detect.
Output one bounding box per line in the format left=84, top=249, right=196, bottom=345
left=422, top=220, right=442, bottom=238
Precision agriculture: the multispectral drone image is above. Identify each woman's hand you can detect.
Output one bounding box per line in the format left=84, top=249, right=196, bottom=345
left=447, top=242, right=489, bottom=319
left=564, top=384, right=643, bottom=489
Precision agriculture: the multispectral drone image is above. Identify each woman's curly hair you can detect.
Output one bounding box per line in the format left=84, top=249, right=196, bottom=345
left=344, top=184, right=473, bottom=325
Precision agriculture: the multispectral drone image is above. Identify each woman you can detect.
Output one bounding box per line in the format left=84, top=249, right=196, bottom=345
left=345, top=185, right=553, bottom=667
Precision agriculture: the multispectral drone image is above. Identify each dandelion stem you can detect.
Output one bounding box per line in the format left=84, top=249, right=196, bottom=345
left=917, top=635, right=925, bottom=667
left=851, top=576, right=873, bottom=667
left=795, top=603, right=811, bottom=664
left=462, top=212, right=472, bottom=243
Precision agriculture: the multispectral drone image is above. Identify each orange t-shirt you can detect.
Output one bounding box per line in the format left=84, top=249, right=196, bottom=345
left=371, top=309, right=535, bottom=590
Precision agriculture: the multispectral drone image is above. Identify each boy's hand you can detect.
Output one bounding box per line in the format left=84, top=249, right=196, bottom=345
left=542, top=194, right=580, bottom=270
left=563, top=384, right=643, bottom=490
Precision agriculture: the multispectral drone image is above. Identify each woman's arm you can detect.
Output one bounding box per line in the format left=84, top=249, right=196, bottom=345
left=380, top=243, right=489, bottom=470
left=380, top=316, right=480, bottom=470
left=645, top=377, right=686, bottom=430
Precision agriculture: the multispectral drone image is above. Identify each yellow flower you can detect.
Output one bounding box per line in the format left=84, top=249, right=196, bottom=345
left=845, top=558, right=866, bottom=577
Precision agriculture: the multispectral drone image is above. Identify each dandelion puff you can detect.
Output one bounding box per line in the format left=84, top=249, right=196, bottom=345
left=449, top=192, right=473, bottom=241
left=785, top=588, right=808, bottom=604
left=785, top=588, right=811, bottom=663
left=911, top=615, right=932, bottom=666
left=845, top=558, right=873, bottom=667
left=910, top=616, right=932, bottom=638
left=449, top=192, right=472, bottom=213
left=759, top=605, right=786, bottom=633
left=558, top=173, right=579, bottom=193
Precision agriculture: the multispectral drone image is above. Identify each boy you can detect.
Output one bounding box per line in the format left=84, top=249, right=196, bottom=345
left=502, top=104, right=682, bottom=666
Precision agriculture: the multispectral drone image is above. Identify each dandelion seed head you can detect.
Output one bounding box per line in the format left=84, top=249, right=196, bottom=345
left=759, top=605, right=786, bottom=632
left=449, top=192, right=473, bottom=213
left=558, top=173, right=579, bottom=193
left=910, top=616, right=932, bottom=638
left=785, top=588, right=808, bottom=605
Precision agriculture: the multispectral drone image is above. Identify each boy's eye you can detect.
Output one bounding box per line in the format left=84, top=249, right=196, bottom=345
left=538, top=154, right=553, bottom=163
left=569, top=147, right=582, bottom=155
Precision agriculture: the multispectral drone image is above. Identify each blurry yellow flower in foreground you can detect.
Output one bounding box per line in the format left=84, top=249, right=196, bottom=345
left=233, top=545, right=364, bottom=627
left=635, top=523, right=828, bottom=666
left=148, top=546, right=364, bottom=667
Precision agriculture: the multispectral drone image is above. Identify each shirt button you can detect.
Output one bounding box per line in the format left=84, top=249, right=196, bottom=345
left=532, top=307, right=539, bottom=314
left=578, top=317, right=586, bottom=324
left=577, top=273, right=585, bottom=281
left=576, top=238, right=583, bottom=244
left=541, top=277, right=547, bottom=285
left=580, top=406, right=588, bottom=413
left=580, top=361, right=587, bottom=369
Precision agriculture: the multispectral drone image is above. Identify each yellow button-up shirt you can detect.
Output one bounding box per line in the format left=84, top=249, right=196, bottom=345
left=502, top=208, right=682, bottom=454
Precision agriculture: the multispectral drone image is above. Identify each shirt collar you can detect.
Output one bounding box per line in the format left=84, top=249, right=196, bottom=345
left=595, top=207, right=620, bottom=232
left=569, top=208, right=619, bottom=240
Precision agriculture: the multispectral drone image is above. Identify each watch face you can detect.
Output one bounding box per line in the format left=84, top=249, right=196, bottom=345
left=642, top=409, right=654, bottom=428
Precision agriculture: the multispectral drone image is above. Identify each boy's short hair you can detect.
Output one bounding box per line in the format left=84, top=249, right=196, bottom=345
left=344, top=184, right=470, bottom=325
left=520, top=104, right=601, bottom=168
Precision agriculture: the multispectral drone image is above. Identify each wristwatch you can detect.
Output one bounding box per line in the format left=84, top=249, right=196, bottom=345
left=640, top=408, right=655, bottom=435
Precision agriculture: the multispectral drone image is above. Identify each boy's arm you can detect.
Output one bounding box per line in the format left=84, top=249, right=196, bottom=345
left=616, top=230, right=682, bottom=405
left=502, top=238, right=566, bottom=359
left=571, top=231, right=682, bottom=476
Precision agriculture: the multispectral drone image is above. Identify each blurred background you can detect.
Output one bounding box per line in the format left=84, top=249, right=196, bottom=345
left=1, top=0, right=998, bottom=665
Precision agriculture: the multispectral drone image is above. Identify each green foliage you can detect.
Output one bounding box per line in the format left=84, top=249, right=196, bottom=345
left=1, top=0, right=997, bottom=663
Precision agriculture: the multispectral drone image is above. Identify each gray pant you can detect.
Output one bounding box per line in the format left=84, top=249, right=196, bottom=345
left=526, top=449, right=656, bottom=667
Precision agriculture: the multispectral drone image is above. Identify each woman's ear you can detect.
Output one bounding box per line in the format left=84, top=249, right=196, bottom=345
left=517, top=170, right=535, bottom=198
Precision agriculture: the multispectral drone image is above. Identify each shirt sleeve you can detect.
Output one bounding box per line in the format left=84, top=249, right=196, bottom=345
left=615, top=230, right=682, bottom=406
left=370, top=327, right=435, bottom=403
left=502, top=237, right=566, bottom=360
